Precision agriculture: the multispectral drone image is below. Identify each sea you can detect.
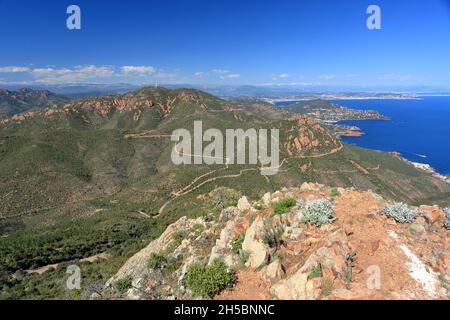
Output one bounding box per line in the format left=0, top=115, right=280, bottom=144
left=277, top=96, right=450, bottom=174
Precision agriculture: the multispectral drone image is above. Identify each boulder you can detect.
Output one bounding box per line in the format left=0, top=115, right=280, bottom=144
left=262, top=192, right=271, bottom=206
left=242, top=217, right=270, bottom=269
left=271, top=271, right=318, bottom=300
left=208, top=219, right=236, bottom=265
left=419, top=205, right=444, bottom=225
left=410, top=222, right=426, bottom=235
left=300, top=182, right=313, bottom=192
left=261, top=259, right=285, bottom=281
left=282, top=225, right=304, bottom=241
left=237, top=196, right=251, bottom=211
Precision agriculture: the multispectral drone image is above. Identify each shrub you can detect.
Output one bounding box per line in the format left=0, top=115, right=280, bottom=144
left=309, top=264, right=322, bottom=278
left=114, top=275, right=132, bottom=294
left=164, top=257, right=183, bottom=279
left=273, top=198, right=297, bottom=215
left=380, top=203, right=419, bottom=224
left=167, top=231, right=185, bottom=252
left=230, top=233, right=245, bottom=254
left=239, top=251, right=250, bottom=266
left=262, top=222, right=284, bottom=249
left=253, top=203, right=263, bottom=210
left=302, top=199, right=335, bottom=227
left=444, top=208, right=450, bottom=230
left=182, top=260, right=235, bottom=298
left=329, top=187, right=341, bottom=197
left=148, top=252, right=166, bottom=269
left=192, top=224, right=205, bottom=237
left=321, top=277, right=334, bottom=297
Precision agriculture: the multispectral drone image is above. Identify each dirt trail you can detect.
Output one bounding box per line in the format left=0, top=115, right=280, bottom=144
left=26, top=253, right=111, bottom=275
left=215, top=269, right=272, bottom=300
left=157, top=158, right=290, bottom=215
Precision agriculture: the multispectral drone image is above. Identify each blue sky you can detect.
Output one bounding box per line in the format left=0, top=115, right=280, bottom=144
left=0, top=0, right=450, bottom=87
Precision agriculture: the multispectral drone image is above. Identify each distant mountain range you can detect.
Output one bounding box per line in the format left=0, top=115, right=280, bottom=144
left=1, top=83, right=450, bottom=102
left=0, top=88, right=70, bottom=119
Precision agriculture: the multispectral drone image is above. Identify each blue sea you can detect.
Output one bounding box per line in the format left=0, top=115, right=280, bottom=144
left=279, top=97, right=450, bottom=174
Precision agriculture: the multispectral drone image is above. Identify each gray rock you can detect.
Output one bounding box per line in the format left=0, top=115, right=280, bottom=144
left=410, top=223, right=426, bottom=235
left=242, top=217, right=270, bottom=269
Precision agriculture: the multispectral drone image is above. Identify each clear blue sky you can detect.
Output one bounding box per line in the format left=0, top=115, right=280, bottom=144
left=1, top=0, right=450, bottom=87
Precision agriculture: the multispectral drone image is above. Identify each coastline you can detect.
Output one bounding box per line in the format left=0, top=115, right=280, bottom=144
left=390, top=152, right=450, bottom=184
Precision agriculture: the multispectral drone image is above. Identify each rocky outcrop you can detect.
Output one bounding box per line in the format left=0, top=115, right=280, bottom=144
left=104, top=185, right=450, bottom=300
left=283, top=116, right=342, bottom=158
left=242, top=217, right=271, bottom=269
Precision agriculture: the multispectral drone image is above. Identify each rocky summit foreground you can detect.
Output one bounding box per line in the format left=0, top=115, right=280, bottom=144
left=104, top=184, right=449, bottom=300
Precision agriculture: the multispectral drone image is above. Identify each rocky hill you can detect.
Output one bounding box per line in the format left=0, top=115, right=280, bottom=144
left=104, top=185, right=450, bottom=300
left=0, top=88, right=70, bottom=119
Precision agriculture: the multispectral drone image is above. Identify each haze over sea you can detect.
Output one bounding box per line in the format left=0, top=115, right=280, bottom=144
left=335, top=97, right=450, bottom=174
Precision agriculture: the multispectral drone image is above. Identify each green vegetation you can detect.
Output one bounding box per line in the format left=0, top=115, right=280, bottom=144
left=302, top=199, right=335, bottom=227
left=329, top=187, right=341, bottom=197
left=148, top=253, right=166, bottom=269
left=262, top=222, right=284, bottom=249
left=444, top=208, right=450, bottom=230
left=238, top=251, right=250, bottom=266
left=114, top=275, right=133, bottom=294
left=321, top=277, right=334, bottom=297
left=230, top=233, right=245, bottom=254
left=345, top=251, right=356, bottom=288
left=380, top=203, right=419, bottom=224
left=438, top=273, right=449, bottom=293
left=182, top=260, right=235, bottom=298
left=273, top=198, right=297, bottom=215
left=309, top=264, right=322, bottom=278
left=168, top=232, right=185, bottom=252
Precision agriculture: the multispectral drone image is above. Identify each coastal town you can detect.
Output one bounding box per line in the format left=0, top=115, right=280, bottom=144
left=277, top=99, right=389, bottom=137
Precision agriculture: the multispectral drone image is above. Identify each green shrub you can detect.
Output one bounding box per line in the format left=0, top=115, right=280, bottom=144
left=309, top=264, right=322, bottom=278
left=253, top=203, right=263, bottom=210
left=114, top=275, right=132, bottom=294
left=321, top=277, right=334, bottom=297
left=164, top=257, right=183, bottom=279
left=148, top=252, right=166, bottom=269
left=302, top=199, right=335, bottom=227
left=273, top=198, right=297, bottom=215
left=182, top=260, right=235, bottom=298
left=239, top=251, right=250, bottom=266
left=192, top=224, right=205, bottom=237
left=444, top=208, right=450, bottom=230
left=329, top=187, right=341, bottom=197
left=380, top=203, right=419, bottom=224
left=167, top=231, right=185, bottom=252
left=262, top=222, right=284, bottom=249
left=230, top=233, right=245, bottom=254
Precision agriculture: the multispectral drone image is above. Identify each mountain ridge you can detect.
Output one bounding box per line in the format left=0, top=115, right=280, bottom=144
left=0, top=88, right=70, bottom=119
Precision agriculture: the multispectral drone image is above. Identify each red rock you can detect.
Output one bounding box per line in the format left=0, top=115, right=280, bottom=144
left=368, top=240, right=380, bottom=255
left=333, top=255, right=347, bottom=275
left=419, top=205, right=444, bottom=225
left=322, top=267, right=335, bottom=281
